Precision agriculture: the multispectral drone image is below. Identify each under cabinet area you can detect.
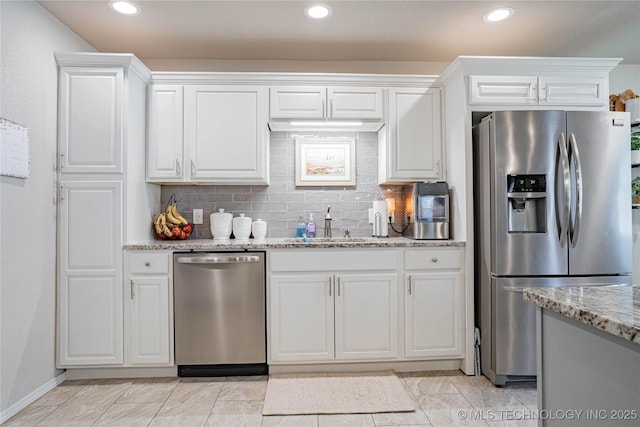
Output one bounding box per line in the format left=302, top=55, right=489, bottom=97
left=147, top=83, right=270, bottom=184
left=269, top=86, right=383, bottom=120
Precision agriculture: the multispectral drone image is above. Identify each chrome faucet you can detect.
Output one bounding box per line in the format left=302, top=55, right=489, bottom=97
left=324, top=206, right=332, bottom=238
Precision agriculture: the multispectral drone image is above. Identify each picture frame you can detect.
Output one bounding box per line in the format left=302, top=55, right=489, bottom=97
left=295, top=137, right=356, bottom=186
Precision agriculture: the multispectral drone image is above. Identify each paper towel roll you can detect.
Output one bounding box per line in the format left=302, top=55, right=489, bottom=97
left=372, top=200, right=389, bottom=237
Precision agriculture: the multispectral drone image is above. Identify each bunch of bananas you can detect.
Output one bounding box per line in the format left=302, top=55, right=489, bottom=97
left=153, top=202, right=193, bottom=240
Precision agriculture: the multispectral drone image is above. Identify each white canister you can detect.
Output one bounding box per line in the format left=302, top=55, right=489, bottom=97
left=252, top=219, right=267, bottom=240
left=233, top=213, right=252, bottom=240
left=210, top=208, right=232, bottom=240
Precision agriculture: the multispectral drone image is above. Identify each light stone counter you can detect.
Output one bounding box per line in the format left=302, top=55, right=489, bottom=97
left=523, top=285, right=639, bottom=344
left=124, top=237, right=466, bottom=251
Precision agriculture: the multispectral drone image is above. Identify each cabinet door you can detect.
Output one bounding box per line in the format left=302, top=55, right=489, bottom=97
left=335, top=274, right=398, bottom=360
left=58, top=181, right=123, bottom=366
left=270, top=275, right=334, bottom=362
left=129, top=277, right=171, bottom=365
left=404, top=272, right=464, bottom=358
left=269, top=86, right=326, bottom=119
left=382, top=87, right=443, bottom=183
left=538, top=76, right=607, bottom=107
left=328, top=87, right=383, bottom=119
left=468, top=75, right=538, bottom=105
left=58, top=67, right=123, bottom=174
left=147, top=85, right=184, bottom=181
left=185, top=85, right=269, bottom=184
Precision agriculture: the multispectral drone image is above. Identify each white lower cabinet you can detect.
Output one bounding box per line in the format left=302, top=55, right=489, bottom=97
left=268, top=247, right=465, bottom=365
left=269, top=249, right=400, bottom=363
left=335, top=274, right=398, bottom=360
left=269, top=275, right=334, bottom=362
left=125, top=251, right=173, bottom=366
left=404, top=248, right=465, bottom=358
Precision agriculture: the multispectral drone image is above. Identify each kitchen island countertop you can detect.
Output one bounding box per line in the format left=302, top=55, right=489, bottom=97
left=124, top=237, right=466, bottom=251
left=523, top=285, right=640, bottom=345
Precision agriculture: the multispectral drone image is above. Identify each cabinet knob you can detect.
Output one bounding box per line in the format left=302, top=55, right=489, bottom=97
left=144, top=261, right=151, bottom=267
left=431, top=257, right=438, bottom=263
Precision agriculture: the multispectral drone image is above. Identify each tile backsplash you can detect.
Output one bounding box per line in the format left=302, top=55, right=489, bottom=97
left=161, top=131, right=403, bottom=239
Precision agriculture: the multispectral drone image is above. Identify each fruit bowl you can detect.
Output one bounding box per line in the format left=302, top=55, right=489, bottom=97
left=153, top=196, right=193, bottom=240
left=154, top=222, right=193, bottom=240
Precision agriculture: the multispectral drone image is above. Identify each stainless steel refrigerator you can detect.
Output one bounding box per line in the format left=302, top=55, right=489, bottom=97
left=473, top=110, right=633, bottom=386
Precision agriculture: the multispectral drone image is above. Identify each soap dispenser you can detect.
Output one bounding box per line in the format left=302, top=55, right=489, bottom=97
left=306, top=214, right=316, bottom=238
left=296, top=216, right=306, bottom=237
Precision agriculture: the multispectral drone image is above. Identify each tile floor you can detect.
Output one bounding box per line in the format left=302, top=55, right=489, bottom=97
left=3, top=371, right=537, bottom=427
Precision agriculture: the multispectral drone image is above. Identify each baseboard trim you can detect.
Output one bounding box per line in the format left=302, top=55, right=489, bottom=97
left=64, top=366, right=177, bottom=380
left=0, top=371, right=67, bottom=424
left=268, top=359, right=464, bottom=374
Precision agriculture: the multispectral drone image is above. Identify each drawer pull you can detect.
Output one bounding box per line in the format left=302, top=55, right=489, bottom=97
left=432, top=257, right=438, bottom=263
left=408, top=276, right=412, bottom=295
left=144, top=261, right=151, bottom=267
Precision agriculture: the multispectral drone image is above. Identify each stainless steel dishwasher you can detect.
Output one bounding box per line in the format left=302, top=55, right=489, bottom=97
left=173, top=251, right=267, bottom=377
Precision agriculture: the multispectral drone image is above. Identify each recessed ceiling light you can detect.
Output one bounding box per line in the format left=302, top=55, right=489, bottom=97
left=484, top=7, right=514, bottom=23
left=108, top=0, right=141, bottom=16
left=305, top=4, right=332, bottom=20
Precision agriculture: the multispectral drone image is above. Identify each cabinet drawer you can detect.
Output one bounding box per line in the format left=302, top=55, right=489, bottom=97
left=129, top=252, right=169, bottom=274
left=404, top=248, right=463, bottom=270
left=270, top=249, right=399, bottom=272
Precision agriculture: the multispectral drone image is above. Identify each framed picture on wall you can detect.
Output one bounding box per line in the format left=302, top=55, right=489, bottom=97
left=295, top=137, right=356, bottom=186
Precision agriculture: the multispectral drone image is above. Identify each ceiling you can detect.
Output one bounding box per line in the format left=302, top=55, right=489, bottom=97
left=38, top=1, right=640, bottom=65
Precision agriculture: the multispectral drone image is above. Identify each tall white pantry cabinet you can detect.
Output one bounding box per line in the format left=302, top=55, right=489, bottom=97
left=55, top=53, right=160, bottom=367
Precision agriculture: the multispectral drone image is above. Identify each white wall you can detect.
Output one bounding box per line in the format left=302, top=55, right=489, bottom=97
left=0, top=0, right=95, bottom=417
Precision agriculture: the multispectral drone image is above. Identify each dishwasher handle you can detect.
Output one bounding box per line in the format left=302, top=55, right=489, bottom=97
left=177, top=255, right=261, bottom=264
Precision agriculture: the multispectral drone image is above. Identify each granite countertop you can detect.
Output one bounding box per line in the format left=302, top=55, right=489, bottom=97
left=523, top=285, right=640, bottom=344
left=124, top=237, right=466, bottom=250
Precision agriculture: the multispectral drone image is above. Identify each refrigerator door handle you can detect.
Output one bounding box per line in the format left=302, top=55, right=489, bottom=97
left=568, top=133, right=583, bottom=248
left=556, top=133, right=571, bottom=248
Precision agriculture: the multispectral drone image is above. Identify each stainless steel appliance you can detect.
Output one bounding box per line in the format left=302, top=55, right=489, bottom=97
left=173, top=252, right=267, bottom=376
left=403, top=182, right=450, bottom=239
left=473, top=110, right=633, bottom=386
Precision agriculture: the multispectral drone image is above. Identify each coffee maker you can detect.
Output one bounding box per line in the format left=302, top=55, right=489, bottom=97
left=403, top=182, right=450, bottom=240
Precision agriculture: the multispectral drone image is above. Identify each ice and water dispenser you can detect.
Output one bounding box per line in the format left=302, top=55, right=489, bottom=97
left=506, top=174, right=546, bottom=233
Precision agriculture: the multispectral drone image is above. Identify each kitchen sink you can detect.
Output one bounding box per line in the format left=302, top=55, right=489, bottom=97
left=283, top=237, right=368, bottom=243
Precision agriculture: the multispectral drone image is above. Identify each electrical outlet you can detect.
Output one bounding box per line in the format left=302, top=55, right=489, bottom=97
left=193, top=208, right=203, bottom=224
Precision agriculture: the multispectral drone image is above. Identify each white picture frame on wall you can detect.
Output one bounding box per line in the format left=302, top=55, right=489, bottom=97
left=295, top=137, right=356, bottom=186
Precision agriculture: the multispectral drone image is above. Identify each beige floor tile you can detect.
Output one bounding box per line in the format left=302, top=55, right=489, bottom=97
left=506, top=390, right=537, bottom=411
left=371, top=409, right=431, bottom=426
left=93, top=402, right=162, bottom=426
left=457, top=388, right=528, bottom=411
left=449, top=375, right=495, bottom=391
left=318, top=413, right=375, bottom=426
left=117, top=377, right=179, bottom=403
left=1, top=405, right=57, bottom=427
left=30, top=382, right=87, bottom=406
left=418, top=394, right=488, bottom=426
left=403, top=377, right=460, bottom=396
left=217, top=377, right=267, bottom=401
left=149, top=381, right=222, bottom=426
left=262, top=414, right=319, bottom=427
left=37, top=380, right=134, bottom=427
left=205, top=400, right=264, bottom=427
left=487, top=420, right=538, bottom=427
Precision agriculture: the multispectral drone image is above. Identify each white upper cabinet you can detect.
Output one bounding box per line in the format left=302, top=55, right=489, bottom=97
left=379, top=87, right=444, bottom=184
left=469, top=74, right=607, bottom=107
left=184, top=85, right=269, bottom=184
left=269, top=86, right=383, bottom=120
left=58, top=67, right=123, bottom=174
left=148, top=83, right=270, bottom=184
left=147, top=85, right=184, bottom=181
